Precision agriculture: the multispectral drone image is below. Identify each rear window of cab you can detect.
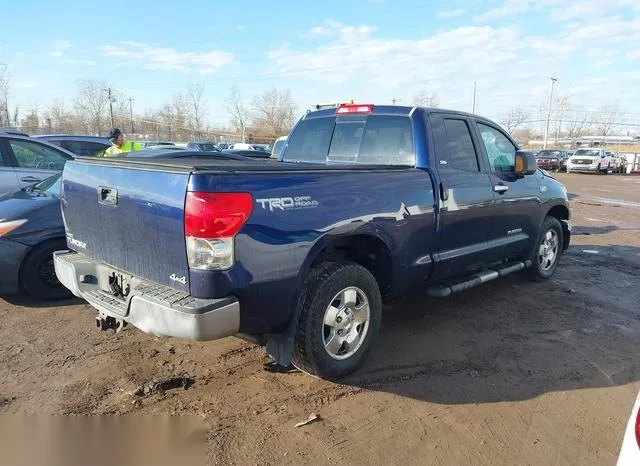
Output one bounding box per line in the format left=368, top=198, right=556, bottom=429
left=283, top=114, right=415, bottom=166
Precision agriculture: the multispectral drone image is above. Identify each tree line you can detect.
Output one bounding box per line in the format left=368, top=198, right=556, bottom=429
left=500, top=95, right=629, bottom=141
left=0, top=78, right=297, bottom=144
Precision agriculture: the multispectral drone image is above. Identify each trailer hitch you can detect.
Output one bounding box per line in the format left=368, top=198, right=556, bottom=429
left=96, top=314, right=126, bottom=333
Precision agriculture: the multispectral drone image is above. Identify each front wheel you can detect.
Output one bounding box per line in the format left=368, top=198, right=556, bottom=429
left=528, top=217, right=563, bottom=281
left=291, top=262, right=382, bottom=380
left=19, top=239, right=72, bottom=301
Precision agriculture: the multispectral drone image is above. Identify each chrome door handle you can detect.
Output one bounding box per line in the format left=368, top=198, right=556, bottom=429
left=494, top=184, right=509, bottom=193
left=20, top=176, right=42, bottom=183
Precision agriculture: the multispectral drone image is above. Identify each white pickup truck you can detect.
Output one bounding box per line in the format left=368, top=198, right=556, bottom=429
left=566, top=148, right=613, bottom=174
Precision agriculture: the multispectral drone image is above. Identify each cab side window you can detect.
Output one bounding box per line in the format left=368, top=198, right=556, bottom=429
left=477, top=123, right=517, bottom=173
left=440, top=119, right=479, bottom=172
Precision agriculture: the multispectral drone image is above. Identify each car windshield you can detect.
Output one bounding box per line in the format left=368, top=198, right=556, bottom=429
left=199, top=144, right=217, bottom=151
left=538, top=151, right=561, bottom=157
left=32, top=174, right=61, bottom=195
left=575, top=149, right=600, bottom=156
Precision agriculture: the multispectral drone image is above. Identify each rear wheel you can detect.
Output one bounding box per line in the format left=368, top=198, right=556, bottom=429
left=291, top=262, right=382, bottom=380
left=528, top=217, right=563, bottom=281
left=19, top=238, right=72, bottom=301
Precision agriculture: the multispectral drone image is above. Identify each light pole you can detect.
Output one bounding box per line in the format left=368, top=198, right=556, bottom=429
left=471, top=80, right=476, bottom=114
left=543, top=76, right=557, bottom=150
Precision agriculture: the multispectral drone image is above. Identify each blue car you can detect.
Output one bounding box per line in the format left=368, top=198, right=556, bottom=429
left=0, top=174, right=70, bottom=300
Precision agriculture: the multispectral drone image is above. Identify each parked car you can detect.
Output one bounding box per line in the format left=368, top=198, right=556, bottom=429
left=34, top=135, right=111, bottom=157
left=618, top=389, right=640, bottom=465
left=607, top=152, right=620, bottom=173
left=566, top=148, right=612, bottom=174
left=0, top=174, right=70, bottom=300
left=617, top=153, right=628, bottom=174
left=142, top=141, right=175, bottom=148
left=271, top=135, right=288, bottom=158
left=228, top=143, right=268, bottom=151
left=217, top=143, right=232, bottom=150
left=0, top=131, right=74, bottom=197
left=54, top=103, right=570, bottom=380
left=535, top=150, right=566, bottom=172
left=186, top=141, right=220, bottom=152
left=145, top=145, right=186, bottom=151
left=222, top=148, right=272, bottom=159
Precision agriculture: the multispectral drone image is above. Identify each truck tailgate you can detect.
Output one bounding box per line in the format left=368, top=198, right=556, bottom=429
left=61, top=160, right=190, bottom=293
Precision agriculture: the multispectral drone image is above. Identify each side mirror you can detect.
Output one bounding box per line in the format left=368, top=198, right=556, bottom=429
left=515, top=151, right=537, bottom=176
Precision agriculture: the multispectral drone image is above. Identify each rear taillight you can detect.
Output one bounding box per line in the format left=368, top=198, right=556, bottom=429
left=0, top=219, right=27, bottom=237
left=635, top=404, right=640, bottom=448
left=184, top=192, right=253, bottom=271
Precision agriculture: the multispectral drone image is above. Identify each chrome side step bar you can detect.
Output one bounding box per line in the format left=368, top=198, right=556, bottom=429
left=425, top=260, right=532, bottom=298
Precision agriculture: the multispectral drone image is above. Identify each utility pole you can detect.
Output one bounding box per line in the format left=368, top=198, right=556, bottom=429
left=543, top=76, right=557, bottom=150
left=127, top=97, right=135, bottom=134
left=105, top=87, right=115, bottom=128
left=471, top=80, right=477, bottom=114
left=391, top=97, right=398, bottom=105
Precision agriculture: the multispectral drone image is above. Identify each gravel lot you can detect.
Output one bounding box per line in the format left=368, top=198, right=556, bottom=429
left=1, top=173, right=639, bottom=465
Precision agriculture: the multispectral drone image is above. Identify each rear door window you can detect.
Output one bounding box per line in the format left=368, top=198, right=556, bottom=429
left=284, top=114, right=414, bottom=165
left=8, top=139, right=71, bottom=170
left=62, top=140, right=109, bottom=156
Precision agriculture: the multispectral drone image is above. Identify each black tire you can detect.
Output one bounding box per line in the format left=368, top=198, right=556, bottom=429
left=19, top=238, right=72, bottom=301
left=291, top=262, right=382, bottom=380
left=528, top=216, right=563, bottom=281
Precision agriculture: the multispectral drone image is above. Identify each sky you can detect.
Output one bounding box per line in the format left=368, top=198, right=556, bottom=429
left=1, top=0, right=639, bottom=129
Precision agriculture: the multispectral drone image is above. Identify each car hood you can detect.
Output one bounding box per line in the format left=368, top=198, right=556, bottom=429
left=0, top=189, right=61, bottom=238
left=571, top=154, right=599, bottom=159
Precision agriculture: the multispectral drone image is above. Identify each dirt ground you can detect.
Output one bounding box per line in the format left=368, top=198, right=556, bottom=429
left=1, top=173, right=640, bottom=465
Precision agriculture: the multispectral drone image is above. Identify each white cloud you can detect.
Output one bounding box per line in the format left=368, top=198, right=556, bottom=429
left=474, top=0, right=531, bottom=22
left=235, top=25, right=245, bottom=31
left=436, top=8, right=467, bottom=20
left=100, top=41, right=234, bottom=73
left=264, top=16, right=640, bottom=119
left=627, top=50, right=640, bottom=60
left=49, top=39, right=72, bottom=57
left=15, top=52, right=27, bottom=57
left=550, top=0, right=636, bottom=21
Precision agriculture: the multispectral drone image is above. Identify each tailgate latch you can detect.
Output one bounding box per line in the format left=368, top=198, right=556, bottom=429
left=98, top=186, right=118, bottom=206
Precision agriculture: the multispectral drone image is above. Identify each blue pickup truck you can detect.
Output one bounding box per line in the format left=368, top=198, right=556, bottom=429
left=54, top=104, right=570, bottom=379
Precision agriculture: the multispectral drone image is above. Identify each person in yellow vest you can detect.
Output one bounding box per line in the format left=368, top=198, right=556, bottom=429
left=104, top=128, right=127, bottom=157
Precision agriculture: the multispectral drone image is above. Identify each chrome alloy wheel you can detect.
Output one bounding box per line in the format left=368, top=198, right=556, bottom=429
left=538, top=229, right=559, bottom=271
left=322, top=287, right=370, bottom=360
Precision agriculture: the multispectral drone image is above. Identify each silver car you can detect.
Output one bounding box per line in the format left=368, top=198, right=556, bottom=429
left=0, top=130, right=74, bottom=197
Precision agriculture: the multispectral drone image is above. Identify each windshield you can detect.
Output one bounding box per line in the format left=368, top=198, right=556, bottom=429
left=283, top=114, right=415, bottom=165
left=575, top=149, right=600, bottom=156
left=32, top=174, right=61, bottom=195
left=272, top=139, right=286, bottom=158
left=199, top=144, right=217, bottom=151
left=537, top=151, right=561, bottom=157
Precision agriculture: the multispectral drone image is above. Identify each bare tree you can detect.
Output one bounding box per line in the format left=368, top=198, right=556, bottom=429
left=551, top=92, right=570, bottom=137
left=186, top=83, right=206, bottom=139
left=226, top=86, right=249, bottom=142
left=413, top=91, right=439, bottom=108
left=595, top=101, right=622, bottom=136
left=500, top=107, right=530, bottom=134
left=74, top=79, right=109, bottom=135
left=251, top=87, right=297, bottom=140
left=20, top=100, right=40, bottom=131
left=565, top=112, right=590, bottom=139
left=0, top=65, right=10, bottom=127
